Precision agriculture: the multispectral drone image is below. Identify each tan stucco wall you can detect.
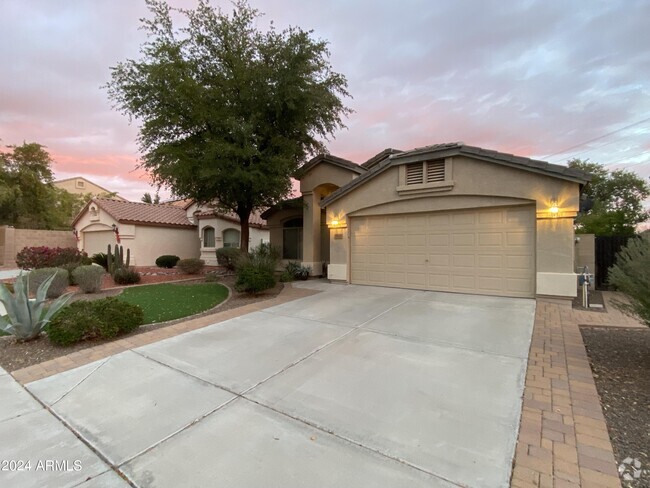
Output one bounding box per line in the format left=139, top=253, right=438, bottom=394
left=574, top=233, right=595, bottom=274
left=75, top=204, right=199, bottom=266
left=299, top=164, right=359, bottom=194
left=54, top=177, right=125, bottom=199
left=198, top=216, right=269, bottom=265
left=0, top=226, right=77, bottom=267
left=324, top=156, right=582, bottom=297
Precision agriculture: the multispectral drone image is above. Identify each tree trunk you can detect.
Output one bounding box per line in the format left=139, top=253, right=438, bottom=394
left=237, top=207, right=252, bottom=253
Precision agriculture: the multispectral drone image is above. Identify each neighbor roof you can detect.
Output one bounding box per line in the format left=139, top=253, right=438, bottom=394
left=196, top=208, right=268, bottom=228
left=73, top=198, right=195, bottom=228
left=321, top=142, right=591, bottom=207
left=361, top=148, right=403, bottom=169
left=294, top=154, right=366, bottom=179
left=260, top=197, right=304, bottom=220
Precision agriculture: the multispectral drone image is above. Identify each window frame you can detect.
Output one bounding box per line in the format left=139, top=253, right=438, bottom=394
left=282, top=218, right=303, bottom=260
left=202, top=226, right=216, bottom=248
left=222, top=228, right=240, bottom=248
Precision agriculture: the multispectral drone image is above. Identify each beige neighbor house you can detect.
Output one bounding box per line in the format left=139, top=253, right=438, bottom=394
left=262, top=142, right=590, bottom=299
left=73, top=198, right=268, bottom=266
left=54, top=176, right=126, bottom=200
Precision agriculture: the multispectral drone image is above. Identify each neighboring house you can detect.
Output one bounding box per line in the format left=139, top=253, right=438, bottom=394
left=262, top=143, right=590, bottom=299
left=73, top=198, right=268, bottom=266
left=54, top=176, right=126, bottom=200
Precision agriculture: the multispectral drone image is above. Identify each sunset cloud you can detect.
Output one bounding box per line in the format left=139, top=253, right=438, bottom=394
left=1, top=0, right=648, bottom=202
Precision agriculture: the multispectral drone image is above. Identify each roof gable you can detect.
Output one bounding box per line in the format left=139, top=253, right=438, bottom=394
left=321, top=142, right=591, bottom=207
left=73, top=198, right=195, bottom=228
left=294, top=154, right=365, bottom=180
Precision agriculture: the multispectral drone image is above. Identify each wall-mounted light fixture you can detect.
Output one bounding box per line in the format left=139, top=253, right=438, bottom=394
left=112, top=224, right=121, bottom=243
left=327, top=213, right=347, bottom=229
left=549, top=199, right=559, bottom=216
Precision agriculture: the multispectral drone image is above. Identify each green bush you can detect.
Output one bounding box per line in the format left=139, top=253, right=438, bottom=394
left=58, top=262, right=81, bottom=285
left=72, top=265, right=105, bottom=293
left=112, top=267, right=141, bottom=285
left=234, top=243, right=279, bottom=294
left=216, top=247, right=243, bottom=271
left=204, top=272, right=221, bottom=283
left=155, top=255, right=180, bottom=268
left=283, top=261, right=311, bottom=281
left=91, top=252, right=109, bottom=270
left=178, top=258, right=205, bottom=274
left=607, top=235, right=650, bottom=326
left=47, top=298, right=144, bottom=346
left=28, top=268, right=69, bottom=298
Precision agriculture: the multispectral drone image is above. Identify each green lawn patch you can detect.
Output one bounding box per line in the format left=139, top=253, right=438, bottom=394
left=117, top=283, right=228, bottom=324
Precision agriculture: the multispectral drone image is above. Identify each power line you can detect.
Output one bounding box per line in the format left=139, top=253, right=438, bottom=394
left=540, top=115, right=650, bottom=160
left=603, top=152, right=650, bottom=169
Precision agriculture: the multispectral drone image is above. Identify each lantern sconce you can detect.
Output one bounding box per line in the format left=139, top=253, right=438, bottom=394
left=549, top=199, right=559, bottom=217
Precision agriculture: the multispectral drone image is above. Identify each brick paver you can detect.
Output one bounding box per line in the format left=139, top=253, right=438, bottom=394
left=512, top=299, right=622, bottom=488
left=11, top=284, right=319, bottom=385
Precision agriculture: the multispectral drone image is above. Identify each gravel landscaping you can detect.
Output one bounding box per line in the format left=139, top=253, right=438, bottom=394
left=581, top=326, right=650, bottom=487
left=0, top=275, right=283, bottom=372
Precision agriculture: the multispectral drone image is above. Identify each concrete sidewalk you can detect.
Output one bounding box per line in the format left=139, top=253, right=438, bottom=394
left=6, top=282, right=537, bottom=487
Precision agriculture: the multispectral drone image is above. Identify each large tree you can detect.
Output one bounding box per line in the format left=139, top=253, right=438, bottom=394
left=107, top=0, right=351, bottom=251
left=569, top=159, right=650, bottom=236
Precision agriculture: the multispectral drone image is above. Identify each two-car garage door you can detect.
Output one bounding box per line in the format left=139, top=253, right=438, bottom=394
left=350, top=206, right=535, bottom=298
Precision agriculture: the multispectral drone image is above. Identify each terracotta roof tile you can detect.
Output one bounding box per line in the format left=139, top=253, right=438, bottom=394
left=196, top=208, right=268, bottom=228
left=92, top=198, right=195, bottom=227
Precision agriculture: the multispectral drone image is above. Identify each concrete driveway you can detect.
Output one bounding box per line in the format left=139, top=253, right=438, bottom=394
left=8, top=282, right=535, bottom=488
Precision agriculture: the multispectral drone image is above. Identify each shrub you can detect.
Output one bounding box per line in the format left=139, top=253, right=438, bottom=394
left=283, top=261, right=311, bottom=281
left=178, top=258, right=205, bottom=274
left=59, top=262, right=81, bottom=285
left=155, top=255, right=180, bottom=268
left=607, top=235, right=650, bottom=326
left=72, top=265, right=105, bottom=293
left=216, top=247, right=243, bottom=271
left=47, top=297, right=144, bottom=346
left=112, top=267, right=141, bottom=285
left=28, top=268, right=69, bottom=298
left=204, top=272, right=221, bottom=283
left=0, top=272, right=73, bottom=341
left=91, top=252, right=109, bottom=270
left=16, top=246, right=88, bottom=269
left=234, top=243, right=279, bottom=294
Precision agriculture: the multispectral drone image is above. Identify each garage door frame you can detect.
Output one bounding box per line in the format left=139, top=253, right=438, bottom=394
left=349, top=205, right=536, bottom=298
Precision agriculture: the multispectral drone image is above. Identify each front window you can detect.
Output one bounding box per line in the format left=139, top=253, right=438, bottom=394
left=223, top=228, right=240, bottom=248
left=202, top=226, right=215, bottom=247
left=283, top=218, right=303, bottom=260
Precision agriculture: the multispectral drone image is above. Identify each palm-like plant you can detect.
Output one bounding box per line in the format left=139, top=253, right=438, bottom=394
left=0, top=272, right=73, bottom=341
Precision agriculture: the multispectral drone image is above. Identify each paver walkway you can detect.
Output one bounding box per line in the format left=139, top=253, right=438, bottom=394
left=511, top=299, right=624, bottom=488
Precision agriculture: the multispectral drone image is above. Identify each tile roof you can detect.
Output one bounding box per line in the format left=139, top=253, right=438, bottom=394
left=196, top=208, right=268, bottom=228
left=294, top=153, right=365, bottom=178
left=77, top=198, right=196, bottom=227
left=321, top=142, right=591, bottom=207
left=360, top=148, right=403, bottom=169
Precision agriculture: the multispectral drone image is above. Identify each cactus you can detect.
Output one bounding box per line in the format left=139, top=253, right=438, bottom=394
left=107, top=244, right=131, bottom=274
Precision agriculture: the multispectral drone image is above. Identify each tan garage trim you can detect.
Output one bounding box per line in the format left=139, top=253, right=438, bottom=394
left=350, top=206, right=535, bottom=298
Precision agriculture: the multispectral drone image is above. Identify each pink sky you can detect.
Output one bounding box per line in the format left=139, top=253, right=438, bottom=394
left=1, top=0, right=649, bottom=205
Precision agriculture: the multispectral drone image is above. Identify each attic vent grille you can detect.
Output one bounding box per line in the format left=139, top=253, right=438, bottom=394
left=406, top=163, right=424, bottom=185
left=426, top=160, right=445, bottom=183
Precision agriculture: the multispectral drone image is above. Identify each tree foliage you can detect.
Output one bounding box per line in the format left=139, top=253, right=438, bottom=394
left=106, top=0, right=351, bottom=250
left=569, top=159, right=650, bottom=236
left=0, top=142, right=83, bottom=229
left=141, top=192, right=161, bottom=204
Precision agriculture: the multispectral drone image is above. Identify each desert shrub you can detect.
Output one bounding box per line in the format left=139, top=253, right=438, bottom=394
left=155, top=255, right=180, bottom=268
left=16, top=246, right=88, bottom=269
left=28, top=268, right=69, bottom=298
left=235, top=243, right=279, bottom=294
left=607, top=235, right=650, bottom=326
left=112, top=267, right=141, bottom=285
left=204, top=272, right=221, bottom=282
left=216, top=247, right=243, bottom=271
left=72, top=265, right=105, bottom=293
left=58, top=262, right=81, bottom=285
left=282, top=261, right=311, bottom=281
left=178, top=258, right=205, bottom=274
left=91, top=252, right=109, bottom=270
left=47, top=298, right=144, bottom=346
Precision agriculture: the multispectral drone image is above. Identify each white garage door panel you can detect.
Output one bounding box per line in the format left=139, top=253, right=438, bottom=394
left=83, top=231, right=115, bottom=257
left=350, top=206, right=535, bottom=297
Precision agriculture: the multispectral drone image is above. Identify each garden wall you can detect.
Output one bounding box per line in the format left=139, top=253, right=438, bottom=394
left=0, top=226, right=77, bottom=267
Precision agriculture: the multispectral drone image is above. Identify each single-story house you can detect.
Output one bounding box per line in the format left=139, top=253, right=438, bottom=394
left=262, top=142, right=590, bottom=299
left=73, top=198, right=268, bottom=266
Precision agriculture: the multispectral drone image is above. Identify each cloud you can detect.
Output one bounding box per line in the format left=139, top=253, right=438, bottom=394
left=1, top=0, right=648, bottom=202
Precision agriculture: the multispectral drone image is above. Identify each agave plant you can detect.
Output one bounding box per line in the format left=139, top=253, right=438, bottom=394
left=0, top=272, right=73, bottom=341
